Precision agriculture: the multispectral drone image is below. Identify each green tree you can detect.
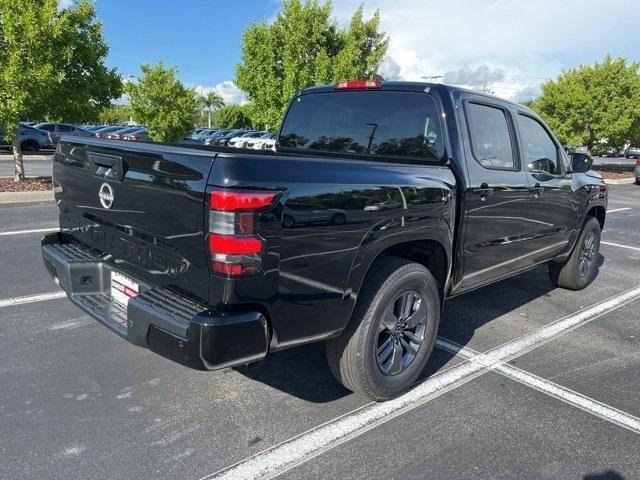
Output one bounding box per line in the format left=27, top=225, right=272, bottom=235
left=197, top=91, right=225, bottom=128
left=126, top=62, right=198, bottom=142
left=98, top=104, right=131, bottom=124
left=213, top=105, right=253, bottom=129
left=0, top=0, right=122, bottom=180
left=530, top=56, right=640, bottom=150
left=235, top=0, right=388, bottom=130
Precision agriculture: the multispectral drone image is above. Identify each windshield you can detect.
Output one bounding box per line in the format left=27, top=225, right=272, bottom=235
left=279, top=90, right=444, bottom=160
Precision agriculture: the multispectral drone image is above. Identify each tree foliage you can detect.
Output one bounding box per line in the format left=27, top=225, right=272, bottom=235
left=235, top=0, right=388, bottom=129
left=98, top=104, right=131, bottom=124
left=213, top=105, right=253, bottom=129
left=0, top=0, right=122, bottom=180
left=126, top=62, right=198, bottom=142
left=530, top=56, right=640, bottom=149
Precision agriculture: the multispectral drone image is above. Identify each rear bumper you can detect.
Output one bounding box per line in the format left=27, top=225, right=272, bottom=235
left=41, top=232, right=269, bottom=370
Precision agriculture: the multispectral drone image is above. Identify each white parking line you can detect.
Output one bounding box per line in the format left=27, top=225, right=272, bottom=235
left=0, top=291, right=66, bottom=308
left=203, top=285, right=640, bottom=480
left=436, top=339, right=640, bottom=435
left=601, top=241, right=640, bottom=252
left=607, top=208, right=632, bottom=213
left=0, top=227, right=58, bottom=236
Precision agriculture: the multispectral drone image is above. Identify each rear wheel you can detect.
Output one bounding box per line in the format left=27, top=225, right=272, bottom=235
left=282, top=215, right=295, bottom=228
left=21, top=140, right=39, bottom=152
left=548, top=216, right=601, bottom=290
left=326, top=257, right=440, bottom=401
left=330, top=213, right=346, bottom=225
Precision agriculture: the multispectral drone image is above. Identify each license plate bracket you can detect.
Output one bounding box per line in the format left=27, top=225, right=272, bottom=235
left=110, top=270, right=140, bottom=307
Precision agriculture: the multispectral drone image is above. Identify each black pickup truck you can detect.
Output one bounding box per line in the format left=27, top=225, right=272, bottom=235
left=42, top=81, right=607, bottom=400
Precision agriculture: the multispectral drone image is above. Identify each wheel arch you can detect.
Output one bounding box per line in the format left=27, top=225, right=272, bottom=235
left=587, top=204, right=606, bottom=230
left=348, top=236, right=452, bottom=303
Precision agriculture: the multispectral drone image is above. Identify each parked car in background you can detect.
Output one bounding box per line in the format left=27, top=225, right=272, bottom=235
left=33, top=123, right=93, bottom=143
left=247, top=132, right=276, bottom=150
left=0, top=125, right=53, bottom=151
left=261, top=138, right=276, bottom=151
left=93, top=126, right=124, bottom=138
left=122, top=129, right=150, bottom=142
left=104, top=126, right=145, bottom=140
left=623, top=146, right=640, bottom=158
left=228, top=131, right=268, bottom=148
left=211, top=129, right=246, bottom=146
left=84, top=125, right=108, bottom=132
left=197, top=129, right=226, bottom=142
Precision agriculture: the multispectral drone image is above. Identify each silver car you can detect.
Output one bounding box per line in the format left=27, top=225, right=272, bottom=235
left=1, top=125, right=53, bottom=151
left=33, top=122, right=94, bottom=143
left=624, top=146, right=640, bottom=159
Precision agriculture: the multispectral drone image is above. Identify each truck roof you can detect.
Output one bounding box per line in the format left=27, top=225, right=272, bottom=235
left=299, top=80, right=533, bottom=112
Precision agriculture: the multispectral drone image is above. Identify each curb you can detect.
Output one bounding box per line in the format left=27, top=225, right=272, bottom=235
left=0, top=190, right=54, bottom=204
left=603, top=177, right=636, bottom=185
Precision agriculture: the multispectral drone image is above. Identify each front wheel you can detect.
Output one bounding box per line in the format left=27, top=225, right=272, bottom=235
left=326, top=257, right=440, bottom=401
left=549, top=216, right=601, bottom=290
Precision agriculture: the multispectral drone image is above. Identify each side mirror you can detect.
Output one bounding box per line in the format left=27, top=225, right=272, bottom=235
left=571, top=153, right=593, bottom=173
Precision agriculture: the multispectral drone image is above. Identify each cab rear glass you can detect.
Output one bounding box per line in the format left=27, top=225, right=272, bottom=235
left=279, top=90, right=444, bottom=161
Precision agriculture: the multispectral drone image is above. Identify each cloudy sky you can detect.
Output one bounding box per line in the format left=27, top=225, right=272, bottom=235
left=95, top=0, right=640, bottom=103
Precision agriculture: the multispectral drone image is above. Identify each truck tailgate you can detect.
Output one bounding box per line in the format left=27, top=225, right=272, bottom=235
left=53, top=139, right=215, bottom=302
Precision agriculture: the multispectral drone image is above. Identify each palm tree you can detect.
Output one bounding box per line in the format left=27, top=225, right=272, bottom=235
left=198, top=91, right=225, bottom=128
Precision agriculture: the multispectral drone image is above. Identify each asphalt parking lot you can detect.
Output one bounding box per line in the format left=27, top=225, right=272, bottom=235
left=1, top=185, right=639, bottom=480
left=0, top=153, right=54, bottom=178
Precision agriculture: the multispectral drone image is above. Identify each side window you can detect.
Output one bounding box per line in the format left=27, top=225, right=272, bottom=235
left=518, top=114, right=560, bottom=175
left=57, top=124, right=73, bottom=132
left=466, top=102, right=515, bottom=170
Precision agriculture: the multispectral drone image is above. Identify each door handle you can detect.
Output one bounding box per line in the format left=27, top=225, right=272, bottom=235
left=473, top=182, right=493, bottom=201
left=529, top=183, right=543, bottom=198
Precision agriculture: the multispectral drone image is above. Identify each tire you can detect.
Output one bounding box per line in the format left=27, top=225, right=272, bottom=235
left=548, top=216, right=601, bottom=290
left=21, top=140, right=39, bottom=152
left=282, top=215, right=295, bottom=228
left=330, top=213, right=346, bottom=225
left=326, top=257, right=440, bottom=401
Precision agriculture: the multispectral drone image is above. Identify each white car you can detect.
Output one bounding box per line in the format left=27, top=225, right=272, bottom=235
left=247, top=133, right=276, bottom=150
left=261, top=138, right=276, bottom=151
left=227, top=131, right=268, bottom=148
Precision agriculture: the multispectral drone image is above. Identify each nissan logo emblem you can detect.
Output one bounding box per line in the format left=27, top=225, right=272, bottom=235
left=98, top=182, right=114, bottom=209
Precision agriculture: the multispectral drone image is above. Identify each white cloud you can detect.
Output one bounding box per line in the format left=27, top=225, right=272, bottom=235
left=332, top=0, right=640, bottom=101
left=194, top=81, right=246, bottom=105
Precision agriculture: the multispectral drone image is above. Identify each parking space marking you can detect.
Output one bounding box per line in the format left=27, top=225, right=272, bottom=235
left=0, top=227, right=58, bottom=236
left=204, top=285, right=640, bottom=480
left=0, top=291, right=65, bottom=308
left=436, top=339, right=640, bottom=435
left=607, top=208, right=632, bottom=213
left=601, top=241, right=640, bottom=252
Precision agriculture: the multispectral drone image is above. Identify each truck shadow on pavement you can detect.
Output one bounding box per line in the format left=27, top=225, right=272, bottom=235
left=237, top=256, right=604, bottom=403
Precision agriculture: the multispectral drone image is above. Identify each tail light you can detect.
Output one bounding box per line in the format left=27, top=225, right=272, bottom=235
left=335, top=79, right=381, bottom=89
left=636, top=159, right=640, bottom=166
left=207, top=189, right=278, bottom=277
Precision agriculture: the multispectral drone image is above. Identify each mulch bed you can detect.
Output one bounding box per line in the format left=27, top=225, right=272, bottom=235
left=0, top=176, right=53, bottom=192
left=592, top=164, right=635, bottom=180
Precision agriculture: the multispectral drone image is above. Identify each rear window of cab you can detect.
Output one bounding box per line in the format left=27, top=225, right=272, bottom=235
left=279, top=90, right=444, bottom=161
